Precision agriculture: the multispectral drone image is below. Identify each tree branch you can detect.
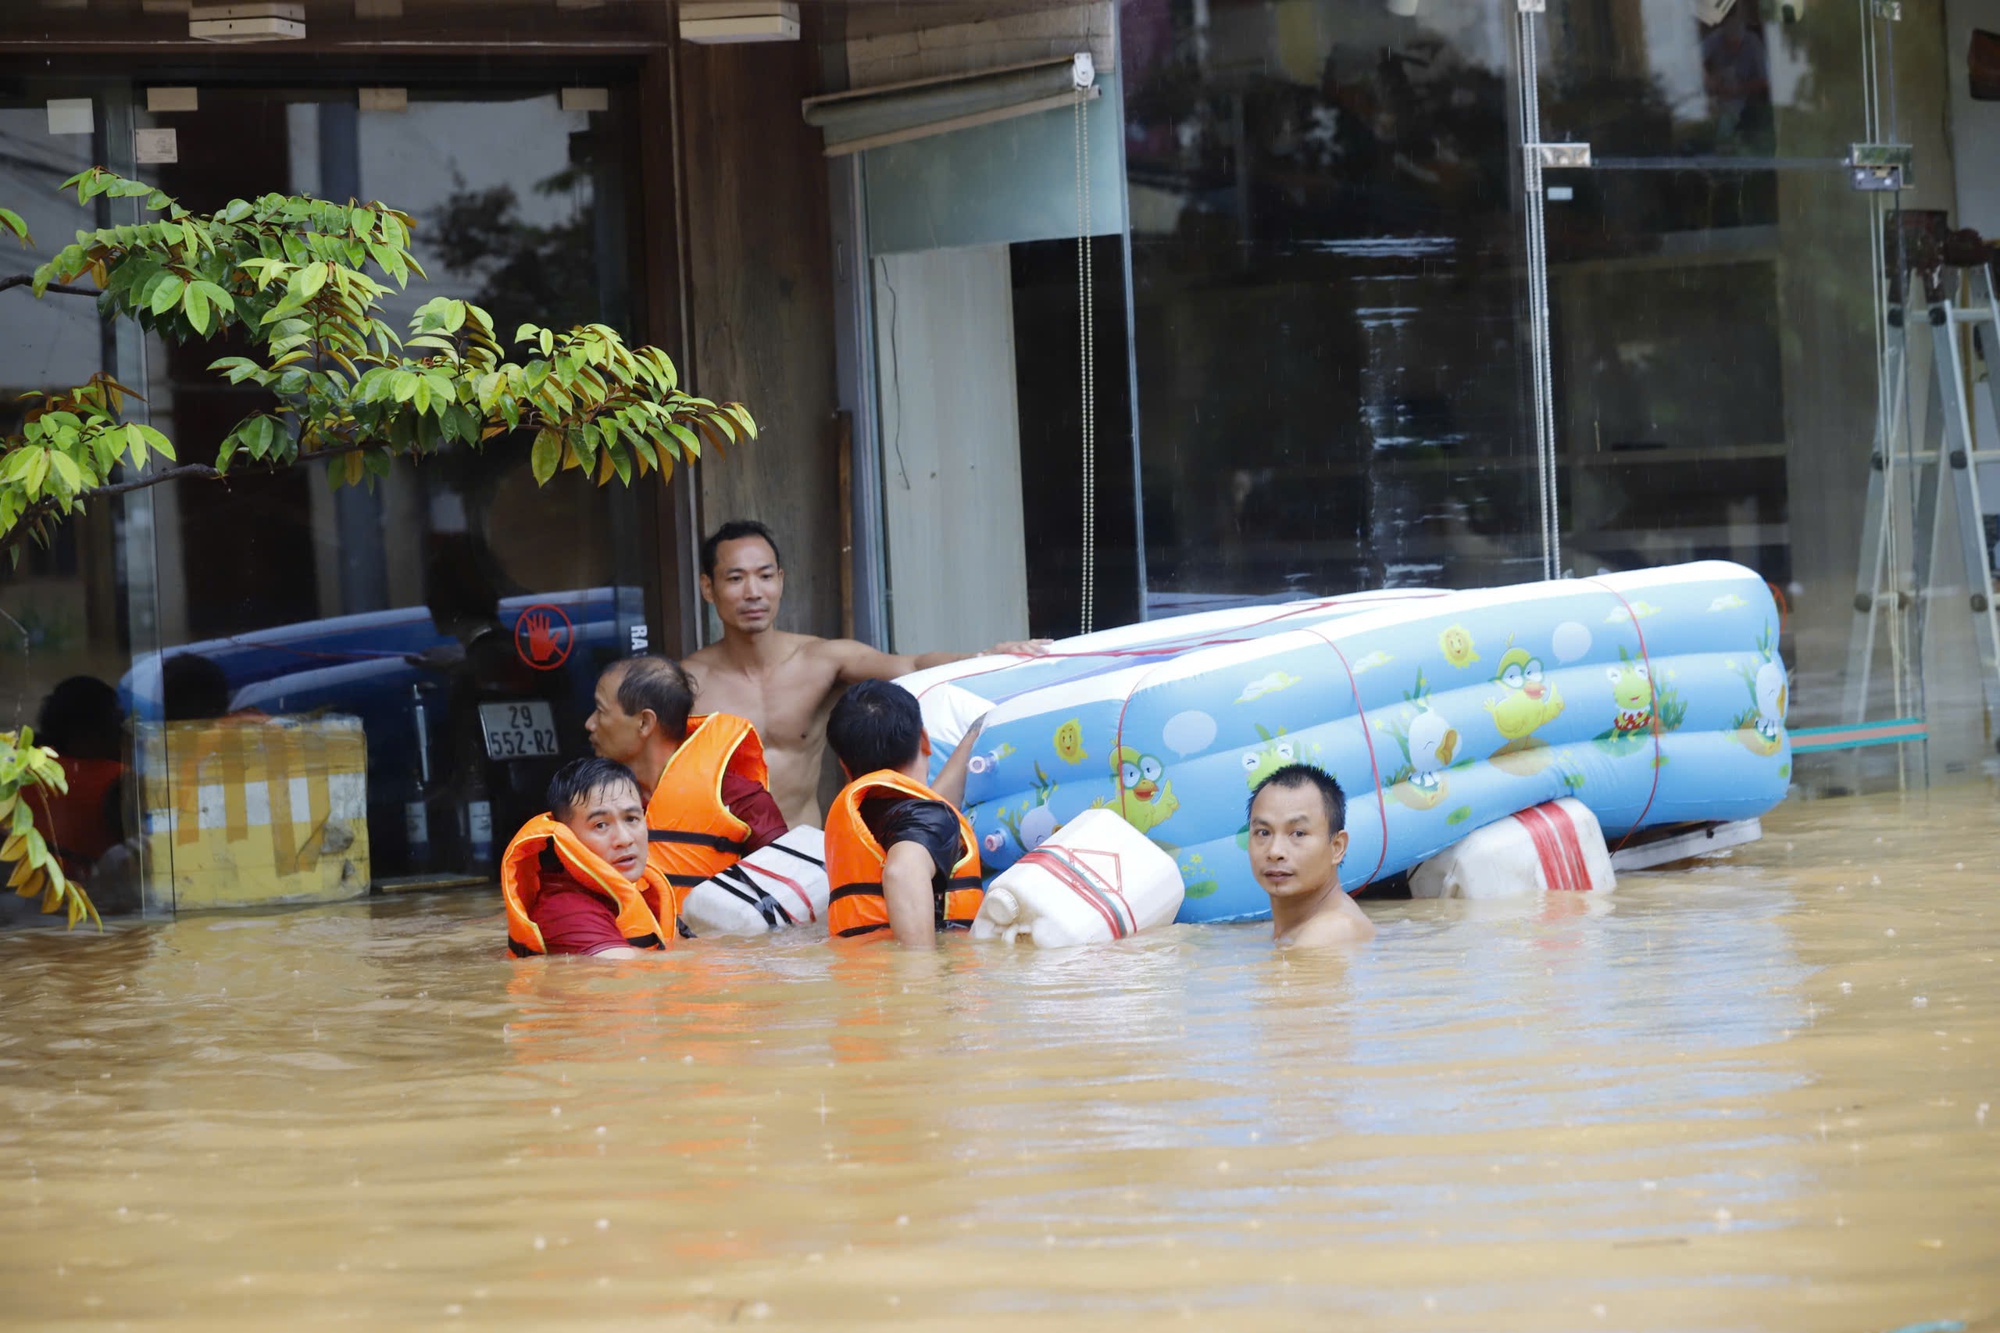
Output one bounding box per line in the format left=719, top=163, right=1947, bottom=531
left=0, top=437, right=386, bottom=554
left=1, top=274, right=102, bottom=298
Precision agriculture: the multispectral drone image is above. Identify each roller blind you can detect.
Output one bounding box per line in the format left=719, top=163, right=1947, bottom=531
left=801, top=55, right=1098, bottom=157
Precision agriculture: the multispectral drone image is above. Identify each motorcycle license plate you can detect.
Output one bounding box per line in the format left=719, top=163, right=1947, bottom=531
left=478, top=701, right=560, bottom=760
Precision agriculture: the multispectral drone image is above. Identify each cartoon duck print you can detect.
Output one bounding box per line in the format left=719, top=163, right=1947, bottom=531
left=996, top=762, right=1061, bottom=853
left=1379, top=671, right=1457, bottom=810
left=1754, top=660, right=1788, bottom=743
left=1092, top=745, right=1179, bottom=834
left=1407, top=708, right=1460, bottom=792
left=1485, top=645, right=1564, bottom=775
left=1438, top=625, right=1480, bottom=669
left=1729, top=624, right=1788, bottom=757
left=1053, top=719, right=1089, bottom=765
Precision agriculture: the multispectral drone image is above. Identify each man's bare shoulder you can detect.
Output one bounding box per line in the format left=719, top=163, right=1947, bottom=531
left=1278, top=897, right=1377, bottom=948
left=685, top=632, right=819, bottom=678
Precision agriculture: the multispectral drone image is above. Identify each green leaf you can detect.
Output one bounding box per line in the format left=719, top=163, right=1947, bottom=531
left=48, top=451, right=84, bottom=494
left=184, top=284, right=212, bottom=336
left=146, top=274, right=184, bottom=316
left=0, top=208, right=28, bottom=246
left=291, top=262, right=327, bottom=302
left=529, top=429, right=560, bottom=485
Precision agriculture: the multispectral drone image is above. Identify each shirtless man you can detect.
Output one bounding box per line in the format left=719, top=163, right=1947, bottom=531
left=1247, top=764, right=1376, bottom=947
left=682, top=520, right=1048, bottom=828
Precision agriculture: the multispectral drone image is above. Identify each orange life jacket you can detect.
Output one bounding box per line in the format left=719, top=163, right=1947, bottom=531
left=500, top=814, right=675, bottom=957
left=645, top=713, right=770, bottom=913
left=824, top=770, right=983, bottom=940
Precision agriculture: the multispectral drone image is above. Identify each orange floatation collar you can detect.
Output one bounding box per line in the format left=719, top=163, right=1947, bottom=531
left=646, top=713, right=769, bottom=914
left=824, top=769, right=983, bottom=940
left=500, top=814, right=677, bottom=958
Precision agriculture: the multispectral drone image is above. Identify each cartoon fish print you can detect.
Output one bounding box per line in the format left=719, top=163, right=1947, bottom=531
left=1438, top=625, right=1480, bottom=669
left=1235, top=670, right=1303, bottom=704
left=1052, top=719, right=1089, bottom=765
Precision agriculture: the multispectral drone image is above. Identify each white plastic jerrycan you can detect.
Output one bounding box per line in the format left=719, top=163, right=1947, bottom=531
left=973, top=808, right=1183, bottom=947
left=1409, top=797, right=1616, bottom=900
left=679, top=827, right=829, bottom=936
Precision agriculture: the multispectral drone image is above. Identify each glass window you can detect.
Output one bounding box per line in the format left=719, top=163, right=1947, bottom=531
left=1120, top=0, right=1541, bottom=608
left=115, top=83, right=656, bottom=909
left=0, top=94, right=158, bottom=920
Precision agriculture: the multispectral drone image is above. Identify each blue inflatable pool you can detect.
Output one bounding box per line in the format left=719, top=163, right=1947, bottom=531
left=900, top=561, right=1791, bottom=923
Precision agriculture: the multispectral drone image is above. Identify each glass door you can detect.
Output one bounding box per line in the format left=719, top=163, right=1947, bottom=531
left=1514, top=0, right=1959, bottom=792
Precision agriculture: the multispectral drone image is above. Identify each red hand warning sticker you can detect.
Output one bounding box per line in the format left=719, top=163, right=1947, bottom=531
left=515, top=603, right=574, bottom=671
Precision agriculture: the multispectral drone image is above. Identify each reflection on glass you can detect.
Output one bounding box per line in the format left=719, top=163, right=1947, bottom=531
left=1121, top=0, right=1538, bottom=608
left=102, top=88, right=651, bottom=906
left=0, top=102, right=148, bottom=919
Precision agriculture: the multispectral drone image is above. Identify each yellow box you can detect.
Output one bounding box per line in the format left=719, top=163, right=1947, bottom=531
left=137, top=715, right=370, bottom=910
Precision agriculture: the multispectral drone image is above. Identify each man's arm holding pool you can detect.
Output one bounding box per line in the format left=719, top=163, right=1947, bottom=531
left=816, top=636, right=1052, bottom=686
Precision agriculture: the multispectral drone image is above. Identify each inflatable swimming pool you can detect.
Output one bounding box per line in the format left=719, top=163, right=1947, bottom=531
left=899, top=561, right=1791, bottom=923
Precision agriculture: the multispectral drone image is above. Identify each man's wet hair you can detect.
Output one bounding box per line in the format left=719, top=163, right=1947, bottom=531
left=1248, top=763, right=1347, bottom=833
left=547, top=757, right=643, bottom=823
left=827, top=679, right=924, bottom=778
left=701, top=519, right=782, bottom=580
left=611, top=656, right=695, bottom=741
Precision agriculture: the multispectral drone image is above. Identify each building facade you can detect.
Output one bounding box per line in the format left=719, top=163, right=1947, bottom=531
left=0, top=0, right=1990, bottom=914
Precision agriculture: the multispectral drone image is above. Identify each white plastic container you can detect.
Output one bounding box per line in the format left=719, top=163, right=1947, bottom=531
left=679, top=827, right=829, bottom=936
left=972, top=808, right=1183, bottom=947
left=1409, top=798, right=1616, bottom=900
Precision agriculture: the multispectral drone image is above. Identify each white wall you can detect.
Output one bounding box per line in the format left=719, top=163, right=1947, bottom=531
left=873, top=245, right=1031, bottom=653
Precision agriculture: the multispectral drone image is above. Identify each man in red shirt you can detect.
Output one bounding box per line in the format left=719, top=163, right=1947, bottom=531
left=521, top=757, right=661, bottom=957
left=584, top=656, right=787, bottom=890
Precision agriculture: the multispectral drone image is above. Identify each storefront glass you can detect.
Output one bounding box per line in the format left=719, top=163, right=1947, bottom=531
left=2, top=79, right=658, bottom=916
left=1120, top=0, right=1542, bottom=610
left=1119, top=0, right=1974, bottom=790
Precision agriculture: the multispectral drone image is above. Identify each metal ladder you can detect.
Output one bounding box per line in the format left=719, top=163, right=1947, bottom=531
left=1843, top=262, right=2000, bottom=748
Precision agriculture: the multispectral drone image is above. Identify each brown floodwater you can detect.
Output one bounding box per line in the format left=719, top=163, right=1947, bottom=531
left=2, top=787, right=1997, bottom=1331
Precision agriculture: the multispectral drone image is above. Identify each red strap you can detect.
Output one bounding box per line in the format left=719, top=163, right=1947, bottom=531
left=913, top=592, right=1454, bottom=706
left=745, top=862, right=818, bottom=922
left=1299, top=625, right=1389, bottom=889
left=1017, top=847, right=1128, bottom=938
left=1510, top=805, right=1572, bottom=891
left=1542, top=801, right=1591, bottom=891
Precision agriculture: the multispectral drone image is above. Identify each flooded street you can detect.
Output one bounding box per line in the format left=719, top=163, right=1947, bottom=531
left=3, top=789, right=1997, bottom=1331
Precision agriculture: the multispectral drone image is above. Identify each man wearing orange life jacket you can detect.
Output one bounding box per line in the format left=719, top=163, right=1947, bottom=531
left=823, top=679, right=988, bottom=944
left=501, top=757, right=675, bottom=957
left=584, top=655, right=787, bottom=924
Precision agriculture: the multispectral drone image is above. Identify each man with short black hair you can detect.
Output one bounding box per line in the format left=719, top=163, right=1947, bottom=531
left=499, top=757, right=673, bottom=958
left=821, top=680, right=987, bottom=944
left=586, top=655, right=785, bottom=917
left=684, top=520, right=1049, bottom=828
left=1246, top=764, right=1376, bottom=947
